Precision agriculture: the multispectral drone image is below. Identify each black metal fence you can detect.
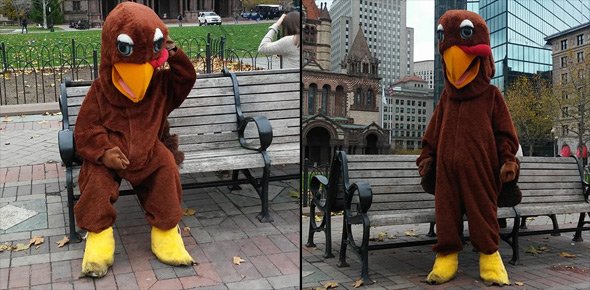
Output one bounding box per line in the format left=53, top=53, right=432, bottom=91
left=0, top=33, right=278, bottom=105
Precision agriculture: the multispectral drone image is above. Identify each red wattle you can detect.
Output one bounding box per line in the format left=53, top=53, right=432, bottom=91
left=458, top=44, right=491, bottom=57
left=150, top=48, right=169, bottom=68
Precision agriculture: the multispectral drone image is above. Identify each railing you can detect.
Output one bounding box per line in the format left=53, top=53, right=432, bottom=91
left=0, top=33, right=277, bottom=105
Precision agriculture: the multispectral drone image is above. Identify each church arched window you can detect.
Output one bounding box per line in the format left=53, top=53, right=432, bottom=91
left=308, top=84, right=317, bottom=114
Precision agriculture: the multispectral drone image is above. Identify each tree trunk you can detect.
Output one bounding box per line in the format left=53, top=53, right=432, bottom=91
left=528, top=144, right=534, bottom=156
left=42, top=0, right=47, bottom=29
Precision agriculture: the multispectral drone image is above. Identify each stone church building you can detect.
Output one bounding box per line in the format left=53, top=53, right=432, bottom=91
left=302, top=0, right=390, bottom=165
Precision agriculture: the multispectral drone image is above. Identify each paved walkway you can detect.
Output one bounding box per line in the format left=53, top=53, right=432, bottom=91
left=0, top=114, right=300, bottom=289
left=302, top=212, right=590, bottom=290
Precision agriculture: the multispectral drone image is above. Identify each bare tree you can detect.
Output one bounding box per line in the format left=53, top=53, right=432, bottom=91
left=12, top=0, right=31, bottom=18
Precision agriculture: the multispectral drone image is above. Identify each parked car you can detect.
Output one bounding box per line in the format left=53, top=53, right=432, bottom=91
left=248, top=12, right=264, bottom=20
left=198, top=11, right=222, bottom=26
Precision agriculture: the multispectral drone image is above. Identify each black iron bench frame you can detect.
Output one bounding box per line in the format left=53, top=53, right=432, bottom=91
left=58, top=68, right=299, bottom=242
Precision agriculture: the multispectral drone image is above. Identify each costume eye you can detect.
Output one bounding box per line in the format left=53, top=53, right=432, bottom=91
left=153, top=28, right=164, bottom=53
left=154, top=38, right=163, bottom=53
left=460, top=26, right=473, bottom=39
left=459, top=19, right=474, bottom=39
left=116, top=34, right=134, bottom=56
left=436, top=24, right=444, bottom=41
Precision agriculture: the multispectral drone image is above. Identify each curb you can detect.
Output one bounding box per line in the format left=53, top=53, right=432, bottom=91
left=0, top=102, right=60, bottom=116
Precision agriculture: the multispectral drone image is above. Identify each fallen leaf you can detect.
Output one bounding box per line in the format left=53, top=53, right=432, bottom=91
left=323, top=281, right=338, bottom=289
left=56, top=236, right=70, bottom=248
left=183, top=226, right=191, bottom=232
left=515, top=281, right=524, bottom=286
left=405, top=229, right=418, bottom=237
left=289, top=191, right=300, bottom=198
left=4, top=142, right=9, bottom=145
left=352, top=279, right=363, bottom=288
left=315, top=215, right=323, bottom=223
left=183, top=208, right=196, bottom=216
left=559, top=252, right=576, bottom=258
left=37, top=120, right=48, bottom=124
left=13, top=243, right=30, bottom=252
left=233, top=256, right=246, bottom=265
left=29, top=236, right=44, bottom=247
left=2, top=117, right=13, bottom=122
left=0, top=243, right=12, bottom=252
left=525, top=245, right=548, bottom=255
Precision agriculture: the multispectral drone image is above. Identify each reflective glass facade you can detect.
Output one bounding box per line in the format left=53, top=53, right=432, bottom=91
left=477, top=0, right=590, bottom=91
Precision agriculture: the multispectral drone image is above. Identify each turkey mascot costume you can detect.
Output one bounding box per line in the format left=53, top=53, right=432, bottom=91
left=74, top=2, right=196, bottom=277
left=417, top=10, right=519, bottom=286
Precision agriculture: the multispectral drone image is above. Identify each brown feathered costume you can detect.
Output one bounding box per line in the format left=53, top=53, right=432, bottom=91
left=416, top=10, right=519, bottom=285
left=74, top=2, right=196, bottom=278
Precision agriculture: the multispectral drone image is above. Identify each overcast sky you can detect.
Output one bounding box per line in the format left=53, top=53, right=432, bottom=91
left=315, top=0, right=435, bottom=62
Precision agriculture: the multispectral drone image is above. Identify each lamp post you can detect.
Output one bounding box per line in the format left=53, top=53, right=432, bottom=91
left=550, top=128, right=557, bottom=157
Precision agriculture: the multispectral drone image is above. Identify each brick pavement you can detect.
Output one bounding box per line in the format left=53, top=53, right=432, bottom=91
left=0, top=114, right=301, bottom=290
left=302, top=212, right=590, bottom=290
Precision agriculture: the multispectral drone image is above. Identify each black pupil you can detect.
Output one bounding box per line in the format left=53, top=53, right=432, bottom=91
left=437, top=30, right=444, bottom=41
left=461, top=27, right=473, bottom=38
left=117, top=41, right=132, bottom=55
left=154, top=38, right=163, bottom=52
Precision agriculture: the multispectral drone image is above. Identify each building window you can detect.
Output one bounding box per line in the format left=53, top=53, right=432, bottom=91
left=355, top=88, right=362, bottom=106
left=308, top=84, right=317, bottom=115
left=577, top=34, right=584, bottom=46
left=578, top=51, right=584, bottom=63
left=561, top=56, right=567, bottom=68
left=73, top=1, right=81, bottom=11
left=561, top=39, right=568, bottom=50
left=321, top=85, right=330, bottom=114
left=367, top=89, right=374, bottom=107
left=561, top=73, right=568, bottom=84
left=562, top=125, right=569, bottom=135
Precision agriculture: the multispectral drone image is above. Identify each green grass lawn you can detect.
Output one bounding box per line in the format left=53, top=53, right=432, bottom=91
left=0, top=26, right=64, bottom=34
left=1, top=23, right=267, bottom=52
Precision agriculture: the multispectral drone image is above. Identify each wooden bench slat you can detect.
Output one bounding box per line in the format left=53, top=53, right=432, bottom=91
left=520, top=188, right=584, bottom=197
left=521, top=195, right=586, bottom=204
left=367, top=207, right=517, bottom=227
left=519, top=169, right=581, bottom=176
left=348, top=170, right=421, bottom=179
left=520, top=156, right=578, bottom=163
left=347, top=155, right=418, bottom=162
left=518, top=182, right=582, bottom=190
left=347, top=162, right=418, bottom=170
left=517, top=203, right=590, bottom=216
left=518, top=175, right=580, bottom=183
left=370, top=193, right=434, bottom=203
left=520, top=162, right=580, bottom=170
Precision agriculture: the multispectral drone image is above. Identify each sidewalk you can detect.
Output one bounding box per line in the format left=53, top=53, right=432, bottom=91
left=0, top=114, right=300, bottom=290
left=302, top=212, right=590, bottom=289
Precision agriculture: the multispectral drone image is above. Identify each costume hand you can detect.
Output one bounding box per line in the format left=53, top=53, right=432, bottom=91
left=500, top=161, right=519, bottom=183
left=100, top=146, right=130, bottom=170
left=166, top=36, right=177, bottom=56
left=276, top=14, right=286, bottom=26
left=418, top=158, right=433, bottom=177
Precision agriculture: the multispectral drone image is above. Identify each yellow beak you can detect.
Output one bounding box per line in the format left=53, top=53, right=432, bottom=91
left=443, top=45, right=480, bottom=89
left=112, top=62, right=154, bottom=103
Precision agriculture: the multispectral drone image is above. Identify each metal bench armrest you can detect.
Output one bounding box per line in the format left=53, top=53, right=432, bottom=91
left=345, top=181, right=373, bottom=214
left=58, top=129, right=76, bottom=166
left=238, top=116, right=273, bottom=152
left=309, top=174, right=329, bottom=203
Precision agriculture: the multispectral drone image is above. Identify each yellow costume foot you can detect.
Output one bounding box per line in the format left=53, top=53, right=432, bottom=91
left=81, top=227, right=115, bottom=278
left=151, top=226, right=194, bottom=266
left=480, top=251, right=510, bottom=286
left=426, top=252, right=458, bottom=284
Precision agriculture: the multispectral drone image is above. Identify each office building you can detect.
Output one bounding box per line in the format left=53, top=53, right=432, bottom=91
left=329, top=0, right=413, bottom=86
left=545, top=22, right=590, bottom=163
left=413, top=60, right=434, bottom=89
left=384, top=76, right=435, bottom=150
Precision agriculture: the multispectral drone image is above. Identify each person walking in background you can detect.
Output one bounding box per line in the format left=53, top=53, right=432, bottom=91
left=177, top=14, right=183, bottom=27
left=21, top=18, right=28, bottom=34
left=234, top=11, right=239, bottom=24
left=257, top=11, right=300, bottom=69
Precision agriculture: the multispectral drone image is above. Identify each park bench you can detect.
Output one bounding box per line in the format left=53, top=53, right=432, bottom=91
left=58, top=68, right=300, bottom=241
left=306, top=151, right=590, bottom=283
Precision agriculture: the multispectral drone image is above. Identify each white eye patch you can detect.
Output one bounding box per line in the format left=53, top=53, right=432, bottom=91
left=437, top=24, right=444, bottom=32
left=460, top=19, right=474, bottom=28
left=117, top=33, right=134, bottom=45
left=154, top=28, right=163, bottom=42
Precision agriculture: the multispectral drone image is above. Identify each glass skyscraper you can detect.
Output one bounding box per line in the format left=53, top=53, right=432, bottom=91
left=478, top=0, right=589, bottom=92
left=434, top=0, right=590, bottom=100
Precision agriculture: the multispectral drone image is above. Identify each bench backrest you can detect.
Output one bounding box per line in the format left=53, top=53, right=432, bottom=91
left=61, top=69, right=300, bottom=153
left=346, top=154, right=432, bottom=213
left=518, top=156, right=586, bottom=207
left=344, top=154, right=586, bottom=214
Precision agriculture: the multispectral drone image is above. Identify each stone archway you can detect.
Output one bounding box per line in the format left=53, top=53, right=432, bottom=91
left=306, top=126, right=332, bottom=165
left=365, top=133, right=378, bottom=154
